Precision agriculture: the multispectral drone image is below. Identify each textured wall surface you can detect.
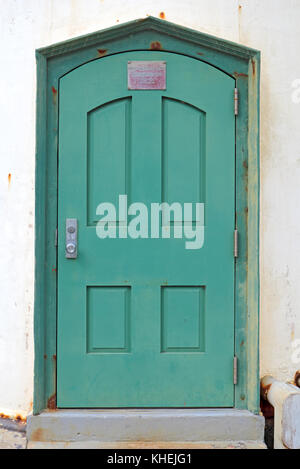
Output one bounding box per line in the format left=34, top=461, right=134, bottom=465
left=1, top=0, right=300, bottom=417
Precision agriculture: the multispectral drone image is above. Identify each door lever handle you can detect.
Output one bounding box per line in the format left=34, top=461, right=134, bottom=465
left=66, top=218, right=77, bottom=258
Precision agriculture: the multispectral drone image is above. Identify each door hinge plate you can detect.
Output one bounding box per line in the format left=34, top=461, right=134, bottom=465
left=234, top=87, right=238, bottom=115
left=233, top=356, right=238, bottom=385
left=234, top=229, right=238, bottom=258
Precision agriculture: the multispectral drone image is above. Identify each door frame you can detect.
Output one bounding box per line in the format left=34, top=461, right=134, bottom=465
left=34, top=16, right=260, bottom=414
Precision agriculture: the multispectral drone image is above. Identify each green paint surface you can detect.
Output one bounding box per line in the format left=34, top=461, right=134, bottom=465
left=57, top=51, right=235, bottom=407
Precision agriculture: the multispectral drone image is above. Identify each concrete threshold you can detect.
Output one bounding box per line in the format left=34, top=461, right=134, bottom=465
left=27, top=409, right=265, bottom=449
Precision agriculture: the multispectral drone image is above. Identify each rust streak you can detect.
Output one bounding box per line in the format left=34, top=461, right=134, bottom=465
left=251, top=59, right=256, bottom=76
left=8, top=173, right=11, bottom=186
left=159, top=11, right=165, bottom=19
left=51, top=86, right=57, bottom=105
left=47, top=393, right=57, bottom=410
left=234, top=72, right=248, bottom=78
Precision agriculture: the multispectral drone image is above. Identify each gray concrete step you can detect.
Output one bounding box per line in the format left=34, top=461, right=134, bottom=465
left=27, top=409, right=265, bottom=449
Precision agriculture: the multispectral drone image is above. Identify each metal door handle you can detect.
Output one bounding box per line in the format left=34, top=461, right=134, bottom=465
left=66, top=218, right=77, bottom=258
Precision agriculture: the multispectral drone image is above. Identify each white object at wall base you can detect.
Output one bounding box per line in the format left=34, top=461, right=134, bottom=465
left=261, top=376, right=300, bottom=449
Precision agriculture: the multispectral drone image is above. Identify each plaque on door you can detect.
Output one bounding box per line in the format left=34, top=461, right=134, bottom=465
left=128, top=61, right=166, bottom=90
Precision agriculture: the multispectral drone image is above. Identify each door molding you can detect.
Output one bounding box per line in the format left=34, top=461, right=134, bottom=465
left=34, top=16, right=260, bottom=414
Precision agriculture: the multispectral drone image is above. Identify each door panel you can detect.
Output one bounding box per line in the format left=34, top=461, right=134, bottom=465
left=57, top=51, right=235, bottom=407
left=162, top=98, right=205, bottom=206
left=87, top=98, right=131, bottom=225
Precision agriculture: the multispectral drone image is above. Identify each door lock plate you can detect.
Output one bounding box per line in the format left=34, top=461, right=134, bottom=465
left=66, top=218, right=77, bottom=258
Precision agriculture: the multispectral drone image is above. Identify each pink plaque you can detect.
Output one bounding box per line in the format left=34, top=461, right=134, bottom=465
left=128, top=61, right=166, bottom=90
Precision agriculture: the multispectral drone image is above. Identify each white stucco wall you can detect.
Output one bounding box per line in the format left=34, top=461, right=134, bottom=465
left=1, top=0, right=300, bottom=418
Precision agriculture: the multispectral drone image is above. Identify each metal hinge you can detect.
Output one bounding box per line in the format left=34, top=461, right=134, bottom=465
left=233, top=356, right=238, bottom=385
left=234, top=229, right=238, bottom=258
left=234, top=87, right=238, bottom=115
left=55, top=228, right=58, bottom=247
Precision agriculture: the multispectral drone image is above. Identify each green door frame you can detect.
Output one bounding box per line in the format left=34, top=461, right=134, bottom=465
left=34, top=16, right=260, bottom=414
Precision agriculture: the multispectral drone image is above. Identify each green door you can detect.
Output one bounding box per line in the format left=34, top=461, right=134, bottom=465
left=57, top=51, right=235, bottom=407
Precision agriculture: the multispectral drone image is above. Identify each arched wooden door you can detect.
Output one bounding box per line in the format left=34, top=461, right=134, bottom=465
left=57, top=50, right=235, bottom=407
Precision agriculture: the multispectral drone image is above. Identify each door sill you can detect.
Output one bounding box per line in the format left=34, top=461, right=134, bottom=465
left=27, top=408, right=265, bottom=448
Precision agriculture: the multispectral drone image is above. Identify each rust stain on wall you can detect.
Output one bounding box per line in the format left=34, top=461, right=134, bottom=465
left=159, top=12, right=165, bottom=19
left=150, top=41, right=162, bottom=50
left=97, top=48, right=107, bottom=57
left=0, top=412, right=27, bottom=423
left=15, top=414, right=25, bottom=422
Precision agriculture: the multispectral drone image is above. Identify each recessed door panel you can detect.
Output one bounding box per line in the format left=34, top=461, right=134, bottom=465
left=162, top=98, right=205, bottom=206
